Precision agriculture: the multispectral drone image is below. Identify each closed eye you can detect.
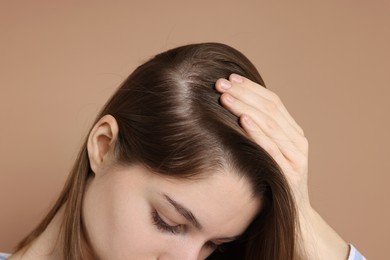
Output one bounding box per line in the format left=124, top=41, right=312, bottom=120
left=151, top=209, right=182, bottom=234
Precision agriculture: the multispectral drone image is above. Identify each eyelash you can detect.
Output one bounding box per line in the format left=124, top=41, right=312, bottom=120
left=151, top=209, right=222, bottom=251
left=151, top=209, right=182, bottom=234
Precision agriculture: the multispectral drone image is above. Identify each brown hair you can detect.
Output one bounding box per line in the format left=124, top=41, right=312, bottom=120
left=14, top=42, right=299, bottom=260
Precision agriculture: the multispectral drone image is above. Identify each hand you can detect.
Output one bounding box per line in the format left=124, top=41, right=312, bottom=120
left=215, top=74, right=311, bottom=211
left=215, top=74, right=350, bottom=259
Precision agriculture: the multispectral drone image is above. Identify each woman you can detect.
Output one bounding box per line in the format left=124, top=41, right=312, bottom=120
left=3, top=43, right=365, bottom=259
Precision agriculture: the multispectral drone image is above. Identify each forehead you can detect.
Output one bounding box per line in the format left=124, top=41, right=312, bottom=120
left=144, top=167, right=261, bottom=237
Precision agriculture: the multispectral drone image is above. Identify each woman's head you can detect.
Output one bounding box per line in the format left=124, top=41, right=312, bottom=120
left=15, top=43, right=297, bottom=260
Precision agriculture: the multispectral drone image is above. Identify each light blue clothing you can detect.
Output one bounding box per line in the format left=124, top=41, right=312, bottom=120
left=349, top=244, right=366, bottom=260
left=0, top=245, right=366, bottom=259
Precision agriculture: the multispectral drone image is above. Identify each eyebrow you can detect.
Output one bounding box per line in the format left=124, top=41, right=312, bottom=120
left=163, top=193, right=203, bottom=230
left=161, top=193, right=242, bottom=243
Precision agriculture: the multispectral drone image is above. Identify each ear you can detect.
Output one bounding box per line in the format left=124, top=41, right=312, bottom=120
left=87, top=114, right=119, bottom=175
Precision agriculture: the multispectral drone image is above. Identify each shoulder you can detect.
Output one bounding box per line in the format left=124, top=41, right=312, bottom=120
left=348, top=244, right=366, bottom=260
left=0, top=253, right=10, bottom=260
left=0, top=253, right=11, bottom=260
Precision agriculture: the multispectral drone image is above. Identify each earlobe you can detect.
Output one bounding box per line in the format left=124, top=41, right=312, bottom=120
left=87, top=114, right=119, bottom=174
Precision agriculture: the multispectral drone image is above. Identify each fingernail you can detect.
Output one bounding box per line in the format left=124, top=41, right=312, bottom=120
left=224, top=94, right=234, bottom=103
left=220, top=79, right=231, bottom=90
left=230, top=74, right=243, bottom=83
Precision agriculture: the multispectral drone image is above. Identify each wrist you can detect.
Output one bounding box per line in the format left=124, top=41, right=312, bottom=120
left=296, top=206, right=349, bottom=260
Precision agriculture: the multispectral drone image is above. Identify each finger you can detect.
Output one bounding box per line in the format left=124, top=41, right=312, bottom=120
left=239, top=115, right=293, bottom=174
left=220, top=93, right=307, bottom=155
left=240, top=115, right=310, bottom=206
left=217, top=74, right=304, bottom=136
left=241, top=114, right=308, bottom=171
left=229, top=74, right=304, bottom=135
left=222, top=80, right=302, bottom=143
left=216, top=77, right=303, bottom=143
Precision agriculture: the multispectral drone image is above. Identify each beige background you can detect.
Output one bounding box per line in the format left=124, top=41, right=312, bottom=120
left=1, top=1, right=389, bottom=259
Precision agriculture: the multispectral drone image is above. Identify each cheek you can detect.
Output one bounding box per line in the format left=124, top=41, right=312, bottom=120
left=82, top=177, right=161, bottom=259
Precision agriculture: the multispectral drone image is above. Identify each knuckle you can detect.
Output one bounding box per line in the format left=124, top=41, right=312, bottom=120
left=265, top=118, right=279, bottom=130
left=302, top=137, right=309, bottom=147
left=298, top=126, right=305, bottom=135
left=264, top=100, right=278, bottom=114
left=300, top=137, right=309, bottom=151
left=269, top=92, right=281, bottom=104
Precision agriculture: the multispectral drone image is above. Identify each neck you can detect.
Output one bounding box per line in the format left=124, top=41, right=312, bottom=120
left=10, top=206, right=65, bottom=260
left=10, top=205, right=97, bottom=260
